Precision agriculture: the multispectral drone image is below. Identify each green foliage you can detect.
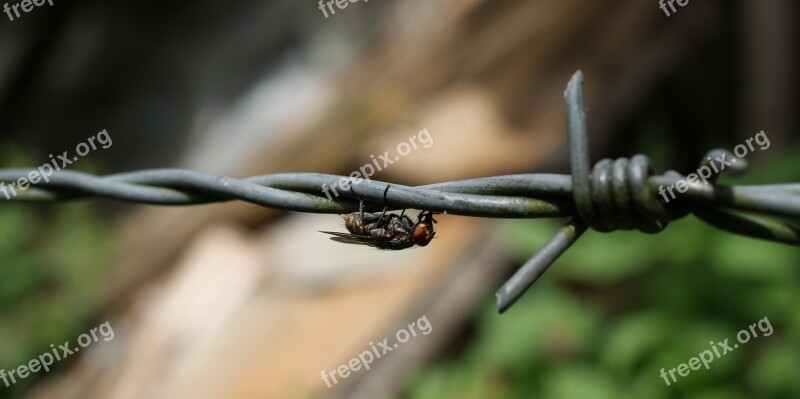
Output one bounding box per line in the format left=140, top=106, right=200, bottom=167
left=403, top=148, right=800, bottom=399
left=0, top=148, right=115, bottom=397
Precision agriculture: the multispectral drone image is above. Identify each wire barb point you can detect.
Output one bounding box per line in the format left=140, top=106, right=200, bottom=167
left=0, top=72, right=798, bottom=313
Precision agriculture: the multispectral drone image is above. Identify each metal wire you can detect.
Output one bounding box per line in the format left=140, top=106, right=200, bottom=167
left=1, top=71, right=798, bottom=312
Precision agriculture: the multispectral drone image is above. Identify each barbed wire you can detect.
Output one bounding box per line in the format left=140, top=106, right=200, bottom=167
left=1, top=71, right=798, bottom=312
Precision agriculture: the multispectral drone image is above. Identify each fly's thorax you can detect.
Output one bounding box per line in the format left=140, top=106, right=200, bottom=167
left=385, top=217, right=410, bottom=234
left=327, top=210, right=435, bottom=250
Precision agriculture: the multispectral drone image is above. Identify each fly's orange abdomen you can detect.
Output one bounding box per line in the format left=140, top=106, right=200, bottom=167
left=343, top=213, right=368, bottom=235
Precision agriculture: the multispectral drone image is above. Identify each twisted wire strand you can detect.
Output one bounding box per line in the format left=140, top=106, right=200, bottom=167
left=497, top=71, right=799, bottom=312
left=1, top=71, right=798, bottom=312
left=1, top=169, right=798, bottom=221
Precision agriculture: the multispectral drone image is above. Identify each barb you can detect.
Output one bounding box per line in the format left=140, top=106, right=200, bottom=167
left=1, top=71, right=798, bottom=312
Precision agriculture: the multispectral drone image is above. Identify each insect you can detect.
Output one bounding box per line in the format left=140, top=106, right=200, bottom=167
left=320, top=186, right=437, bottom=250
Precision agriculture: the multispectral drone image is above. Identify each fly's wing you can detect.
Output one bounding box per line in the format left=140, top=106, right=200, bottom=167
left=319, top=231, right=381, bottom=248
left=358, top=212, right=385, bottom=225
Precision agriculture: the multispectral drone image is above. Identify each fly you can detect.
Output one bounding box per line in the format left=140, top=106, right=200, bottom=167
left=320, top=186, right=437, bottom=250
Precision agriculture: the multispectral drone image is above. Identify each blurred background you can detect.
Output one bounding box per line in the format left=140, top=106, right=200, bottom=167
left=0, top=0, right=798, bottom=398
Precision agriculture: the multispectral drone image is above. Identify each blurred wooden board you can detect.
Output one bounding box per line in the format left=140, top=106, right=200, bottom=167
left=25, top=0, right=728, bottom=398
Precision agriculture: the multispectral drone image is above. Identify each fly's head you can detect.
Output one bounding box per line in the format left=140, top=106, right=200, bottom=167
left=411, top=211, right=437, bottom=247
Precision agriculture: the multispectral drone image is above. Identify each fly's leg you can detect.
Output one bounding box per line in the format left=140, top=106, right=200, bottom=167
left=349, top=184, right=365, bottom=220
left=416, top=211, right=439, bottom=224
left=390, top=187, right=408, bottom=221
left=376, top=185, right=391, bottom=226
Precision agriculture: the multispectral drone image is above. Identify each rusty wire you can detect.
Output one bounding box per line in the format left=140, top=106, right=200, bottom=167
left=1, top=71, right=798, bottom=312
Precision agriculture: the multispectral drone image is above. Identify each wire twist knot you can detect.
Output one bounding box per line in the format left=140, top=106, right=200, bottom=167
left=576, top=155, right=679, bottom=233
left=1, top=70, right=797, bottom=313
